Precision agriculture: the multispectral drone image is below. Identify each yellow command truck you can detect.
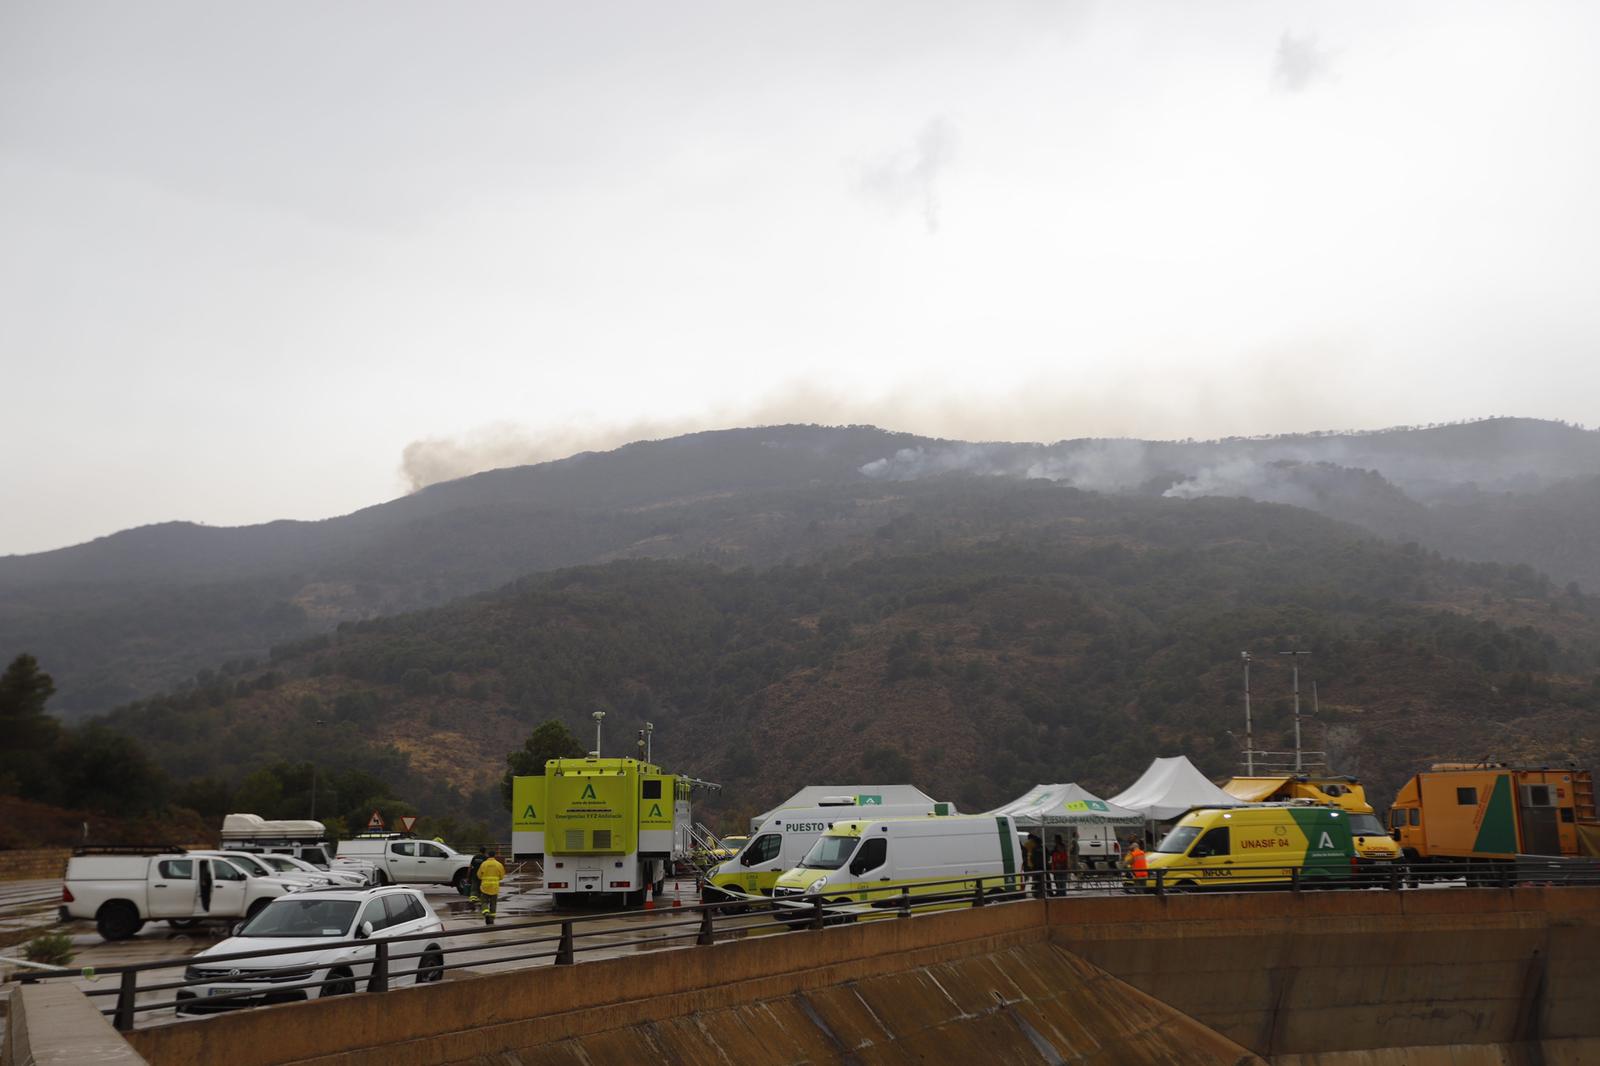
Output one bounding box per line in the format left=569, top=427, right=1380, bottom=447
left=1223, top=775, right=1374, bottom=813
left=1389, top=765, right=1599, bottom=862
left=511, top=756, right=699, bottom=906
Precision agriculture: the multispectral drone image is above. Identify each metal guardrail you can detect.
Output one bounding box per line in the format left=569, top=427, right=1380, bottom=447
left=22, top=858, right=1600, bottom=1031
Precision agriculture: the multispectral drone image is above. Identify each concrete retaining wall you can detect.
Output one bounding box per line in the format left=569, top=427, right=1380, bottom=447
left=2, top=982, right=148, bottom=1066
left=124, top=902, right=1260, bottom=1066
left=1048, top=886, right=1600, bottom=1062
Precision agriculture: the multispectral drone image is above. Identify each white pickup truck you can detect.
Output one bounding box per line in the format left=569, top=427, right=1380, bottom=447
left=61, top=851, right=300, bottom=940
left=335, top=837, right=473, bottom=890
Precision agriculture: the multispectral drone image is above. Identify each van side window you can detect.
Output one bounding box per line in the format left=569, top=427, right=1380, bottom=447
left=158, top=860, right=193, bottom=879
left=418, top=843, right=447, bottom=859
left=391, top=842, right=416, bottom=856
left=1190, top=827, right=1230, bottom=859
left=1410, top=809, right=1420, bottom=826
left=642, top=780, right=663, bottom=800
left=212, top=859, right=246, bottom=881
left=1456, top=787, right=1478, bottom=805
left=1561, top=808, right=1575, bottom=823
left=1389, top=810, right=1405, bottom=831
left=851, top=837, right=887, bottom=874
left=741, top=834, right=782, bottom=866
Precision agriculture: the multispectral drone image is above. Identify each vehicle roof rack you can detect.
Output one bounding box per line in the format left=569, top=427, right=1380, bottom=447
left=72, top=844, right=189, bottom=856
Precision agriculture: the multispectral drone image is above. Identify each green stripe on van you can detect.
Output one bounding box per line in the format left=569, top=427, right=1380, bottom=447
left=996, top=817, right=1016, bottom=875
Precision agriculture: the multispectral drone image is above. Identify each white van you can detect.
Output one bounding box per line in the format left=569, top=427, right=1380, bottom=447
left=704, top=803, right=956, bottom=901
left=771, top=815, right=1021, bottom=913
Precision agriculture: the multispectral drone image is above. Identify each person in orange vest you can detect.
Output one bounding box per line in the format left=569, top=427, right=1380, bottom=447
left=1126, top=838, right=1148, bottom=883
left=478, top=848, right=506, bottom=925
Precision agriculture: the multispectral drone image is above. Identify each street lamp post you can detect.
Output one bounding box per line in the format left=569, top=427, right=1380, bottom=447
left=309, top=718, right=325, bottom=819
left=1241, top=652, right=1254, bottom=775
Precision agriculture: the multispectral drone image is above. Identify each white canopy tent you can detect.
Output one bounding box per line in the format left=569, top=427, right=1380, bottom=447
left=1108, top=756, right=1245, bottom=821
left=988, top=783, right=1145, bottom=828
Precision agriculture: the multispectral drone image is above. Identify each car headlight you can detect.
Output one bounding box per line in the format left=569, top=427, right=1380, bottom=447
left=807, top=877, right=827, bottom=894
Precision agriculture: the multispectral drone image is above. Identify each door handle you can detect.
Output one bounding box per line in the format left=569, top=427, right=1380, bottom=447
left=154, top=883, right=167, bottom=888
left=879, top=877, right=891, bottom=881
left=1223, top=860, right=1234, bottom=865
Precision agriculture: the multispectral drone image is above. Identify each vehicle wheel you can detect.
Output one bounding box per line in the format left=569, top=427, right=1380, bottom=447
left=167, top=918, right=201, bottom=930
left=322, top=967, right=356, bottom=997
left=624, top=888, right=645, bottom=907
left=452, top=869, right=470, bottom=894
left=418, top=948, right=445, bottom=984
left=1173, top=880, right=1197, bottom=894
left=374, top=870, right=390, bottom=886
left=96, top=901, right=143, bottom=941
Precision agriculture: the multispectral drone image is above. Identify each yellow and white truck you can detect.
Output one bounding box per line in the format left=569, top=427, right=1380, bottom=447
left=512, top=755, right=709, bottom=905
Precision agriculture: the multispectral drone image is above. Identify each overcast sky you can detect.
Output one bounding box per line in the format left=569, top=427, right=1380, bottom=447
left=4, top=1, right=1599, bottom=555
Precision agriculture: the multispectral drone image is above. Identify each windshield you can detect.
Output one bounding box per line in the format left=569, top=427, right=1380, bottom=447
left=798, top=834, right=858, bottom=870
left=1348, top=814, right=1387, bottom=837
left=223, top=854, right=270, bottom=876
left=1155, top=826, right=1203, bottom=854
left=258, top=855, right=305, bottom=873
left=237, top=898, right=360, bottom=938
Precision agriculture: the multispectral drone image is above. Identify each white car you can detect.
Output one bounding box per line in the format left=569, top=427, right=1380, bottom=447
left=192, top=851, right=332, bottom=891
left=252, top=852, right=368, bottom=887
left=176, top=887, right=446, bottom=1014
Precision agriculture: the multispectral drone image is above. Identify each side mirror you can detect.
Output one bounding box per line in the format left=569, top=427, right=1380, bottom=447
left=356, top=921, right=374, bottom=940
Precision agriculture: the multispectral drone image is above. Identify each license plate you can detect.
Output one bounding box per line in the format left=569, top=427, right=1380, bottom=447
left=207, top=986, right=251, bottom=997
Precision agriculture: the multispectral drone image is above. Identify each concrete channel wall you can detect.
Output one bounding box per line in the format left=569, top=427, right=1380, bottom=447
left=1050, top=886, right=1600, bottom=1064
left=17, top=887, right=1600, bottom=1065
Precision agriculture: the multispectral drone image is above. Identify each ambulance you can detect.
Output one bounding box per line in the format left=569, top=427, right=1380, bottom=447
left=702, top=800, right=956, bottom=902
left=770, top=815, right=1021, bottom=914
left=1143, top=803, right=1397, bottom=889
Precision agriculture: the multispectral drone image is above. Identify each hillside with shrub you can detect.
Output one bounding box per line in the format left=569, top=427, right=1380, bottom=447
left=7, top=418, right=1600, bottom=721
left=89, top=480, right=1600, bottom=830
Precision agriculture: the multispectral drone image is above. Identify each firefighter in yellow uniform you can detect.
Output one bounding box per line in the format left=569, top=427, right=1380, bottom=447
left=478, top=850, right=506, bottom=925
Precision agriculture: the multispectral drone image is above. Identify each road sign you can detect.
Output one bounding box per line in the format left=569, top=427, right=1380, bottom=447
left=397, top=815, right=418, bottom=833
left=366, top=810, right=385, bottom=831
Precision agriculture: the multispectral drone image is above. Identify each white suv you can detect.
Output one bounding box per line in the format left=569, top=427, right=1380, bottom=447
left=177, top=887, right=446, bottom=1014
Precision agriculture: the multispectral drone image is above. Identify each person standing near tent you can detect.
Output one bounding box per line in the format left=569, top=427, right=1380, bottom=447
left=478, top=848, right=506, bottom=925
left=1022, top=832, right=1043, bottom=893
left=1125, top=838, right=1148, bottom=885
left=1048, top=836, right=1071, bottom=896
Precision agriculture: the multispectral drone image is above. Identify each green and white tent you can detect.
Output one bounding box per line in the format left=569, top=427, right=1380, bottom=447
left=989, top=783, right=1146, bottom=828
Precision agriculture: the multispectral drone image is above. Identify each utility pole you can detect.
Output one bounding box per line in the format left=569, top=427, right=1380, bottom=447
left=1279, top=651, right=1311, bottom=771
left=645, top=721, right=654, bottom=764
left=310, top=718, right=325, bottom=819
left=592, top=710, right=606, bottom=757
left=1241, top=652, right=1254, bottom=775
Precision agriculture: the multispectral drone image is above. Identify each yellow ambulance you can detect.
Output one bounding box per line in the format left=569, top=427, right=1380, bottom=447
left=1143, top=803, right=1398, bottom=889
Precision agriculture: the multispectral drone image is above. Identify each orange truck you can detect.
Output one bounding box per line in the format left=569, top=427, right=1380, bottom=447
left=1388, top=764, right=1599, bottom=861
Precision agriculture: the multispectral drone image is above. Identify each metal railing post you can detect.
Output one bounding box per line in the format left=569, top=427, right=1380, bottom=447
left=1153, top=868, right=1164, bottom=898
left=897, top=888, right=911, bottom=918
left=556, top=920, right=575, bottom=964
left=114, top=970, right=137, bottom=1032
left=369, top=939, right=389, bottom=993
left=696, top=907, right=715, bottom=947
left=973, top=878, right=987, bottom=907
left=810, top=896, right=825, bottom=931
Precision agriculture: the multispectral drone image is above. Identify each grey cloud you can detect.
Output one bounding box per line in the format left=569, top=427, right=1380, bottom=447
left=856, top=118, right=958, bottom=234
left=1273, top=32, right=1335, bottom=93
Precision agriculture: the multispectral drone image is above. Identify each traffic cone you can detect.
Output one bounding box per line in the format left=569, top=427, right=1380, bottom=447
left=672, top=879, right=682, bottom=907
left=643, top=881, right=655, bottom=910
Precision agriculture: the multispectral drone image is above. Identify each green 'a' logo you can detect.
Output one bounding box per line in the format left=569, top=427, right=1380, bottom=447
left=648, top=803, right=663, bottom=818
left=580, top=783, right=598, bottom=800
left=522, top=805, right=537, bottom=820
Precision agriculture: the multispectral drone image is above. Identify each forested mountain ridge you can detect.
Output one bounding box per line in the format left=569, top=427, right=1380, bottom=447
left=94, top=482, right=1600, bottom=828
left=6, top=418, right=1600, bottom=718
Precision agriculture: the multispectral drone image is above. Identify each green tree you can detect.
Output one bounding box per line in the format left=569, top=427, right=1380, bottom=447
left=232, top=768, right=285, bottom=817
left=0, top=654, right=60, bottom=795
left=500, top=719, right=585, bottom=809
left=52, top=724, right=168, bottom=815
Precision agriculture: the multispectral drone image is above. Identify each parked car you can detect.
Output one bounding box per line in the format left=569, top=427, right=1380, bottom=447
left=176, top=886, right=446, bottom=1014
left=249, top=852, right=369, bottom=887
left=335, top=836, right=472, bottom=889
left=62, top=850, right=299, bottom=941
